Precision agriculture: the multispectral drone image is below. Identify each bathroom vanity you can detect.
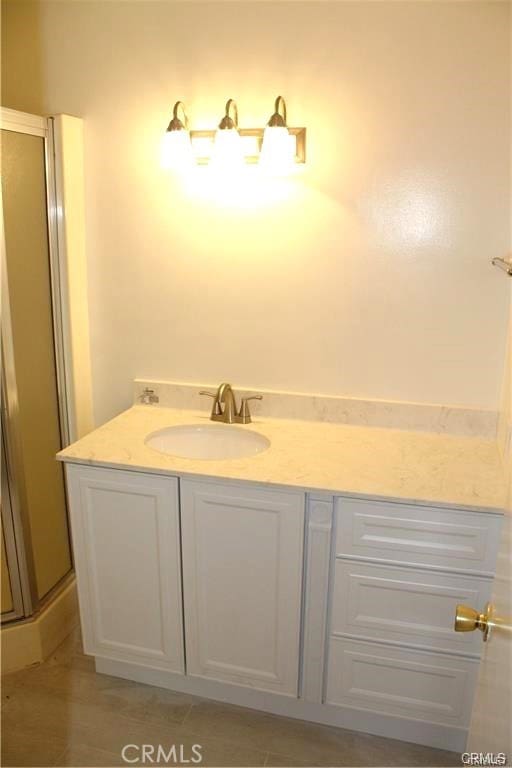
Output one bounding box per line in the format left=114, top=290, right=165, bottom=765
left=58, top=404, right=505, bottom=752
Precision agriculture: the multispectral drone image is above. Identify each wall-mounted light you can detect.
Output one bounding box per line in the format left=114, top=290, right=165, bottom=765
left=162, top=96, right=306, bottom=169
left=260, top=96, right=294, bottom=173
left=212, top=99, right=244, bottom=169
left=161, top=101, right=193, bottom=170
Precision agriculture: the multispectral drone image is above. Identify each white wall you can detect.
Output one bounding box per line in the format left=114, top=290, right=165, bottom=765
left=498, top=292, right=512, bottom=473
left=3, top=0, right=510, bottom=425
left=468, top=285, right=511, bottom=754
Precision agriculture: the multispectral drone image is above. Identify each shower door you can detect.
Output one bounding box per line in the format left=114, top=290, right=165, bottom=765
left=1, top=108, right=72, bottom=623
left=1, top=429, right=28, bottom=622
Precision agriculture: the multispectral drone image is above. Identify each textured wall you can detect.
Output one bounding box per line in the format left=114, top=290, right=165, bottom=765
left=2, top=0, right=510, bottom=425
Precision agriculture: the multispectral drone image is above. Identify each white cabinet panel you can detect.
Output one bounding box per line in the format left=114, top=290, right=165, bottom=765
left=336, top=498, right=502, bottom=574
left=181, top=479, right=304, bottom=696
left=302, top=496, right=333, bottom=703
left=326, top=637, right=478, bottom=727
left=66, top=464, right=184, bottom=673
left=331, top=560, right=491, bottom=655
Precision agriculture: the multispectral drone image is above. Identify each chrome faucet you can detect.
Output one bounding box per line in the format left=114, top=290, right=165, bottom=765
left=200, top=383, right=262, bottom=424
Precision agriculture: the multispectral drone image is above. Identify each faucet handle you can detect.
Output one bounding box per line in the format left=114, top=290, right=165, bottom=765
left=199, top=390, right=222, bottom=417
left=238, top=395, right=263, bottom=424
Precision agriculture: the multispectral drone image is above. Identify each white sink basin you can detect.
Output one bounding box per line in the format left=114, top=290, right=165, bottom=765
left=145, top=423, right=270, bottom=460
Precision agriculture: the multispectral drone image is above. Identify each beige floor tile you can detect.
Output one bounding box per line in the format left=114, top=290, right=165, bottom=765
left=181, top=701, right=458, bottom=767
left=113, top=730, right=267, bottom=767
left=1, top=665, right=37, bottom=709
left=265, top=753, right=312, bottom=767
left=1, top=687, right=94, bottom=745
left=54, top=743, right=127, bottom=767
left=24, top=663, right=195, bottom=727
left=22, top=662, right=134, bottom=702
left=57, top=716, right=265, bottom=767
left=1, top=726, right=67, bottom=767
left=1, top=630, right=460, bottom=768
left=93, top=679, right=196, bottom=727
left=193, top=737, right=266, bottom=767
left=18, top=641, right=195, bottom=728
left=1, top=687, right=171, bottom=759
left=45, top=628, right=96, bottom=673
left=376, top=740, right=460, bottom=767
left=68, top=702, right=198, bottom=758
left=181, top=700, right=360, bottom=765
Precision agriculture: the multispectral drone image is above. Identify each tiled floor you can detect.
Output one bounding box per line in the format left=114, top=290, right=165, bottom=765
left=1, top=629, right=460, bottom=767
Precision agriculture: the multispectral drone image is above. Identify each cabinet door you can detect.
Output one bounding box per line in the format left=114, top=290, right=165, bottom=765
left=181, top=479, right=305, bottom=696
left=66, top=464, right=184, bottom=673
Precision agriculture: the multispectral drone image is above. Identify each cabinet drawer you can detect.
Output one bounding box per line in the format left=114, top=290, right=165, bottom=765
left=335, top=498, right=502, bottom=574
left=330, top=560, right=490, bottom=654
left=326, top=636, right=478, bottom=727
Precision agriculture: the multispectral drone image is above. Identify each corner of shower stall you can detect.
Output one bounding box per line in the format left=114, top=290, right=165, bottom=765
left=1, top=108, right=91, bottom=672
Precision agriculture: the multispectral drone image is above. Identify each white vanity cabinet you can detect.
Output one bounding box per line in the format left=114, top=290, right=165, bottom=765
left=64, top=462, right=503, bottom=752
left=180, top=479, right=305, bottom=696
left=65, top=465, right=185, bottom=673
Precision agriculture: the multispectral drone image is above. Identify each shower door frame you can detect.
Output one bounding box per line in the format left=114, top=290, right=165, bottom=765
left=1, top=425, right=27, bottom=622
left=1, top=410, right=33, bottom=621
left=1, top=107, right=72, bottom=622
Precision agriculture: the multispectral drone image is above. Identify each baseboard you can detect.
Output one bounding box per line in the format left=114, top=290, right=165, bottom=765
left=95, top=656, right=468, bottom=752
left=1, top=576, right=78, bottom=674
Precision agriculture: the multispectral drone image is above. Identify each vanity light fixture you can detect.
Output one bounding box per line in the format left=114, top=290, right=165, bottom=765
left=212, top=98, right=244, bottom=168
left=161, top=101, right=193, bottom=170
left=162, top=97, right=306, bottom=167
left=260, top=96, right=295, bottom=172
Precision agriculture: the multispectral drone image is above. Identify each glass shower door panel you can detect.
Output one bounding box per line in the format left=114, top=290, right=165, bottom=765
left=1, top=520, right=14, bottom=615
left=1, top=129, right=72, bottom=599
left=1, top=431, right=26, bottom=622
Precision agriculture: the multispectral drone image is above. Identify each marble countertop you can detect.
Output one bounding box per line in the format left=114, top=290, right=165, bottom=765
left=57, top=405, right=506, bottom=513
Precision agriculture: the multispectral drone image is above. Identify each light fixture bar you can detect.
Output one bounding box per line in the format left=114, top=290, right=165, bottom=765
left=189, top=127, right=306, bottom=165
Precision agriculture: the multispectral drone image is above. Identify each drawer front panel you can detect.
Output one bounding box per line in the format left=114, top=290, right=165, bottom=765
left=330, top=560, right=490, bottom=654
left=326, top=637, right=478, bottom=727
left=335, top=498, right=501, bottom=573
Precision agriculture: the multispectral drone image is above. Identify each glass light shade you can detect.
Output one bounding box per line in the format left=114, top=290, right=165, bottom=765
left=211, top=127, right=244, bottom=169
left=161, top=129, right=194, bottom=170
left=260, top=125, right=294, bottom=174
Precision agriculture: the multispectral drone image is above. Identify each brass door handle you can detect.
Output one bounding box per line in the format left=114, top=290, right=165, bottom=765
left=454, top=603, right=493, bottom=642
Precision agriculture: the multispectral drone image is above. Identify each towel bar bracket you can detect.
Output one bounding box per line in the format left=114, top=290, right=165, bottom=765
left=492, top=257, right=512, bottom=276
